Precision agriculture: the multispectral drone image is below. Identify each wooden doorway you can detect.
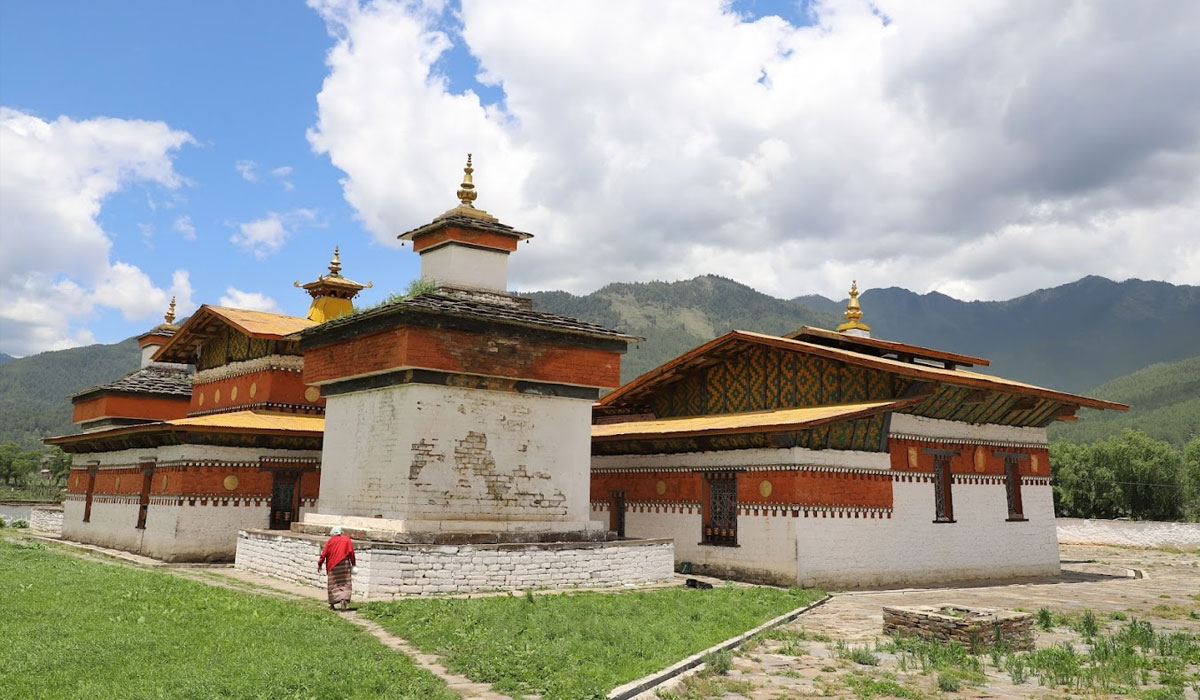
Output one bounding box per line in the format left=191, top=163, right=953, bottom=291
left=608, top=490, right=626, bottom=538
left=269, top=472, right=300, bottom=530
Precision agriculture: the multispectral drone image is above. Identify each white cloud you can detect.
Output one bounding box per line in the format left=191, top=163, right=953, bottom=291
left=218, top=286, right=283, bottom=313
left=270, top=165, right=296, bottom=191
left=307, top=0, right=1200, bottom=301
left=235, top=159, right=259, bottom=182
left=230, top=208, right=317, bottom=259
left=0, top=107, right=194, bottom=356
left=173, top=215, right=197, bottom=241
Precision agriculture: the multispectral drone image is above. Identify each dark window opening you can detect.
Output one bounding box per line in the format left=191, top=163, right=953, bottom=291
left=1004, top=456, right=1025, bottom=520
left=608, top=490, right=626, bottom=538
left=933, top=454, right=954, bottom=523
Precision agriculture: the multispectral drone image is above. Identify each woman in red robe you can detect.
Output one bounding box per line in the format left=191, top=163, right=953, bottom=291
left=317, top=526, right=356, bottom=610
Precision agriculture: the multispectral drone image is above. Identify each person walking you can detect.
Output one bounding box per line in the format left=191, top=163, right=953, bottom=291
left=317, top=526, right=356, bottom=610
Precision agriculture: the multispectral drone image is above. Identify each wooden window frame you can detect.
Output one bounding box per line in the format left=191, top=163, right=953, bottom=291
left=82, top=463, right=99, bottom=523
left=701, top=471, right=738, bottom=546
left=924, top=449, right=958, bottom=524
left=135, top=462, right=155, bottom=529
left=995, top=451, right=1028, bottom=522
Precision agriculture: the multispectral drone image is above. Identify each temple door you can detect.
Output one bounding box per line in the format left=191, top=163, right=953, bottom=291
left=608, top=490, right=626, bottom=538
left=269, top=473, right=299, bottom=530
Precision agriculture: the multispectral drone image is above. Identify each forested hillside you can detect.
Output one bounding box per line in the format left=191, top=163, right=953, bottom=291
left=0, top=338, right=141, bottom=449
left=527, top=275, right=839, bottom=381
left=1050, top=356, right=1200, bottom=449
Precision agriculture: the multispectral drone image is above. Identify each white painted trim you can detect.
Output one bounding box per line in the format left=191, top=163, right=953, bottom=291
left=889, top=414, right=1048, bottom=446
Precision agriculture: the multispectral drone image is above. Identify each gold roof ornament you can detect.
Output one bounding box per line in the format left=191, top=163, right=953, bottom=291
left=434, top=153, right=498, bottom=223
left=295, top=246, right=371, bottom=323
left=164, top=296, right=177, bottom=325
left=836, top=280, right=872, bottom=335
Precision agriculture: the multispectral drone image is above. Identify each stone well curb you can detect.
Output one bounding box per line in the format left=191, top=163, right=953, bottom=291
left=606, top=593, right=832, bottom=700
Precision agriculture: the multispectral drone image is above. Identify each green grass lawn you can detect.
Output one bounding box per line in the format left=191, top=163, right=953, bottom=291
left=0, top=537, right=454, bottom=700
left=361, top=585, right=825, bottom=700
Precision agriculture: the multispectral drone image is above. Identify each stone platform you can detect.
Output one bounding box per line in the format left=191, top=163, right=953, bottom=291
left=235, top=529, right=674, bottom=599
left=882, top=604, right=1034, bottom=650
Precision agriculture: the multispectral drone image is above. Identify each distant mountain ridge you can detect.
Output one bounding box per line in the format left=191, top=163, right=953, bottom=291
left=1, top=275, right=1196, bottom=448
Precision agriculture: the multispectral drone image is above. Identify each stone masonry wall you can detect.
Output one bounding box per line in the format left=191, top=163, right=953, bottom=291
left=883, top=605, right=1034, bottom=651
left=236, top=530, right=674, bottom=599
left=30, top=505, right=63, bottom=536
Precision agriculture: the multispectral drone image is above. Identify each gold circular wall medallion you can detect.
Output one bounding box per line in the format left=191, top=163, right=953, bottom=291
left=655, top=480, right=666, bottom=496
left=1030, top=454, right=1040, bottom=473
left=214, top=388, right=221, bottom=404
left=114, top=476, right=121, bottom=490
left=197, top=392, right=205, bottom=406
left=304, top=386, right=320, bottom=402
left=249, top=382, right=257, bottom=398
left=974, top=445, right=987, bottom=473
left=759, top=479, right=773, bottom=498
left=230, top=386, right=238, bottom=402
left=223, top=475, right=239, bottom=491
left=161, top=474, right=169, bottom=491
left=907, top=446, right=919, bottom=469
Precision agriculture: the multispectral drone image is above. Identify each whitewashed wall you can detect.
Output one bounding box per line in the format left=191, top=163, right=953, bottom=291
left=236, top=530, right=675, bottom=598
left=315, top=384, right=595, bottom=532
left=29, top=506, right=63, bottom=535
left=1057, top=518, right=1200, bottom=549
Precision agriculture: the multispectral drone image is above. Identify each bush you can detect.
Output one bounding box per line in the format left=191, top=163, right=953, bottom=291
left=0, top=517, right=6, bottom=528
left=11, top=519, right=27, bottom=529
left=937, top=673, right=960, bottom=692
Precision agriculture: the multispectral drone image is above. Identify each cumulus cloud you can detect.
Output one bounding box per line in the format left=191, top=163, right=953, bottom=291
left=270, top=165, right=296, bottom=191
left=307, top=0, right=1200, bottom=300
left=0, top=107, right=195, bottom=356
left=218, top=287, right=283, bottom=313
left=230, top=208, right=317, bottom=259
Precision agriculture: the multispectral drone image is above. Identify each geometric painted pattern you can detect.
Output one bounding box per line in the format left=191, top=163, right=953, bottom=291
left=198, top=326, right=299, bottom=371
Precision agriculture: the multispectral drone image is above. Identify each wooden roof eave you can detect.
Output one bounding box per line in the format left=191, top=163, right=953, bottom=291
left=592, top=397, right=921, bottom=443
left=600, top=330, right=1128, bottom=413
left=785, top=326, right=991, bottom=367
left=45, top=421, right=323, bottom=453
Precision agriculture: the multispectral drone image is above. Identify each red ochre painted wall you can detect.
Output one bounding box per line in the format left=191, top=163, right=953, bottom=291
left=67, top=464, right=320, bottom=500
left=305, top=326, right=623, bottom=389
left=190, top=368, right=324, bottom=414
left=888, top=438, right=1050, bottom=477
left=410, top=226, right=520, bottom=253
left=72, top=394, right=190, bottom=424
left=591, top=468, right=893, bottom=510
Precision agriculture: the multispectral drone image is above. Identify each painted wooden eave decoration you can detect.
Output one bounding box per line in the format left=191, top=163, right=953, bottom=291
left=592, top=398, right=919, bottom=442
left=785, top=326, right=990, bottom=369
left=44, top=410, right=325, bottom=453
left=151, top=305, right=316, bottom=364
left=599, top=330, right=1128, bottom=415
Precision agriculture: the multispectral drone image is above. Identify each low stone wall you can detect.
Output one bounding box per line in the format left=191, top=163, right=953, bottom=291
left=883, top=605, right=1034, bottom=651
left=1057, top=518, right=1200, bottom=550
left=30, top=505, right=64, bottom=535
left=235, top=529, right=675, bottom=599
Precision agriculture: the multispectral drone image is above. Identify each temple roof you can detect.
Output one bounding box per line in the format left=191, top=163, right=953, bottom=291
left=592, top=399, right=915, bottom=442
left=45, top=410, right=324, bottom=452
left=72, top=365, right=192, bottom=402
left=303, top=291, right=638, bottom=345
left=154, top=305, right=316, bottom=363
left=599, top=330, right=1127, bottom=412
left=785, top=326, right=990, bottom=368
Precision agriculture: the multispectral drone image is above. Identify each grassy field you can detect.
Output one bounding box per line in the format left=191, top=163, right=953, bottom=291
left=361, top=585, right=825, bottom=700
left=0, top=537, right=454, bottom=700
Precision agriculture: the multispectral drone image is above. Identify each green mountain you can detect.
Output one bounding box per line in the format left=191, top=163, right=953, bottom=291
left=0, top=338, right=141, bottom=449
left=803, top=276, right=1200, bottom=393
left=1049, top=355, right=1200, bottom=449
left=525, top=275, right=840, bottom=382
left=0, top=353, right=15, bottom=367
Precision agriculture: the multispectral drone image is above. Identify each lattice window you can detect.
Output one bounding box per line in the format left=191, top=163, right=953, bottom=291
left=933, top=454, right=954, bottom=523
left=703, top=472, right=738, bottom=545
left=1004, top=457, right=1024, bottom=520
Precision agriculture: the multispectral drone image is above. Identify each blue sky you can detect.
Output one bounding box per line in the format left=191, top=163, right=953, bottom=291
left=1, top=1, right=1196, bottom=356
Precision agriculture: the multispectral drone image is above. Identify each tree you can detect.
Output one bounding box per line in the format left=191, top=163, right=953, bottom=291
left=1052, top=430, right=1187, bottom=521
left=1183, top=435, right=1200, bottom=522
left=0, top=441, right=22, bottom=486
left=44, top=447, right=71, bottom=486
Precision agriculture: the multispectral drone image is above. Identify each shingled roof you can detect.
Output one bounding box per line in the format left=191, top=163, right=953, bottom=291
left=72, top=364, right=192, bottom=402
left=303, top=291, right=639, bottom=345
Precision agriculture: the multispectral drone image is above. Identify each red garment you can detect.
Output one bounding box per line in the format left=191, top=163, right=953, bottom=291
left=318, top=534, right=356, bottom=572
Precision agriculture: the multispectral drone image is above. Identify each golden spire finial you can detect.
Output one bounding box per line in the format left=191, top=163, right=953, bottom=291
left=836, top=280, right=871, bottom=334
left=456, top=153, right=477, bottom=208
left=164, top=296, right=177, bottom=325
left=329, top=245, right=343, bottom=277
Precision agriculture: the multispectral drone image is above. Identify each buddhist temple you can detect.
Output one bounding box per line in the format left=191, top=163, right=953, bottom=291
left=589, top=284, right=1128, bottom=588
left=44, top=252, right=368, bottom=561
left=234, top=157, right=675, bottom=597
